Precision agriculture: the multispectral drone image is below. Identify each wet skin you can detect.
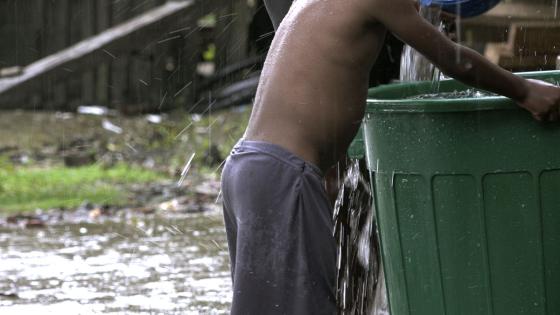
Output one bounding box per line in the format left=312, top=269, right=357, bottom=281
left=245, top=0, right=560, bottom=173
left=246, top=0, right=383, bottom=171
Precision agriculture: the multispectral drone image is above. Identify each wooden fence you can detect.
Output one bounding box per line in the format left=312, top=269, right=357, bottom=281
left=0, top=0, right=260, bottom=112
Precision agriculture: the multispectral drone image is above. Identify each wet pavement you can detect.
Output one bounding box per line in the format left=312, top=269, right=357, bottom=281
left=0, top=208, right=232, bottom=314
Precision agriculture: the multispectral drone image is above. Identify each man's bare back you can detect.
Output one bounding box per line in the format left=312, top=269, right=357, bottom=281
left=245, top=0, right=385, bottom=172
left=245, top=0, right=560, bottom=173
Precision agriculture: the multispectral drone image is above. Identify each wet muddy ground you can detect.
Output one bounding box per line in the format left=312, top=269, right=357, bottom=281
left=0, top=207, right=231, bottom=314
left=0, top=109, right=248, bottom=313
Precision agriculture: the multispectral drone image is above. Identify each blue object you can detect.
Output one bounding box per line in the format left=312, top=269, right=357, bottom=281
left=420, top=0, right=501, bottom=18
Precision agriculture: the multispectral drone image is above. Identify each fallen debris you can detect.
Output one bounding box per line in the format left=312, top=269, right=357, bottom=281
left=63, top=151, right=96, bottom=167
left=102, top=119, right=123, bottom=134
left=77, top=106, right=110, bottom=116
left=0, top=292, right=19, bottom=299
left=6, top=214, right=46, bottom=229
left=0, top=66, right=23, bottom=78
left=146, top=114, right=163, bottom=124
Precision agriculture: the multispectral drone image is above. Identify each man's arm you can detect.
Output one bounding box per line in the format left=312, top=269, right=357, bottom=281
left=371, top=0, right=560, bottom=120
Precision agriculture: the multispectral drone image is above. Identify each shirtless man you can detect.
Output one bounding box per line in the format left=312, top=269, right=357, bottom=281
left=221, top=0, right=560, bottom=314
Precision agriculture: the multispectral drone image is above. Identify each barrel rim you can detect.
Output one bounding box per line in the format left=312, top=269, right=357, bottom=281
left=366, top=70, right=560, bottom=113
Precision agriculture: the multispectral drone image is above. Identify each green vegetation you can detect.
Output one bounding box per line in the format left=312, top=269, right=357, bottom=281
left=0, top=107, right=252, bottom=214
left=165, top=108, right=251, bottom=171
left=0, top=163, right=166, bottom=213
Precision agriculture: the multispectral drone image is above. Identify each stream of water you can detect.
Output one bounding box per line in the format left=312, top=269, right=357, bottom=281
left=334, top=159, right=387, bottom=315
left=399, top=7, right=444, bottom=84
left=333, top=6, right=453, bottom=315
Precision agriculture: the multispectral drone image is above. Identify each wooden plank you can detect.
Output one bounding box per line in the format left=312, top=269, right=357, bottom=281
left=495, top=55, right=557, bottom=72
left=128, top=54, right=153, bottom=113
left=49, top=0, right=70, bottom=109
left=485, top=21, right=560, bottom=72
left=0, top=1, right=15, bottom=67
left=14, top=0, right=43, bottom=66
left=65, top=0, right=84, bottom=108
left=112, top=0, right=133, bottom=24
left=81, top=0, right=97, bottom=104
left=96, top=0, right=112, bottom=105
left=510, top=21, right=560, bottom=56
left=0, top=1, right=196, bottom=108
left=218, top=0, right=252, bottom=68
left=110, top=0, right=132, bottom=110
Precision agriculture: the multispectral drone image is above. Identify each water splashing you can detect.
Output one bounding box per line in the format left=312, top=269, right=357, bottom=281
left=399, top=7, right=443, bottom=83
left=407, top=88, right=495, bottom=99
left=177, top=153, right=195, bottom=186
left=334, top=159, right=385, bottom=314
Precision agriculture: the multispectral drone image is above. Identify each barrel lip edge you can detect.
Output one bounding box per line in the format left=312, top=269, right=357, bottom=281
left=365, top=97, right=515, bottom=113
left=365, top=70, right=560, bottom=113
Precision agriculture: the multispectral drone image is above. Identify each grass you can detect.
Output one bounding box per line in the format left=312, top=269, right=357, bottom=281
left=0, top=163, right=166, bottom=213
left=0, top=107, right=252, bottom=214
left=165, top=107, right=251, bottom=170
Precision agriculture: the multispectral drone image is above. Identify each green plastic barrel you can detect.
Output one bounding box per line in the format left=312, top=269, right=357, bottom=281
left=347, top=126, right=365, bottom=159
left=363, top=70, right=560, bottom=315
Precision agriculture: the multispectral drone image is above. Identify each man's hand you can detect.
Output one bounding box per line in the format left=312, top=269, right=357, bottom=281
left=519, top=79, right=560, bottom=122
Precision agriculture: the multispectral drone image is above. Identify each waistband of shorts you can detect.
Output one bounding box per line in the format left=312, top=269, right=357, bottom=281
left=233, top=139, right=324, bottom=178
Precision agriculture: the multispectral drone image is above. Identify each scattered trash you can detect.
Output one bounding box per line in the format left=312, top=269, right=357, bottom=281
left=0, top=66, right=23, bottom=78
left=132, top=207, right=156, bottom=215
left=197, top=13, right=217, bottom=28
left=88, top=208, right=103, bottom=219
left=10, top=153, right=30, bottom=165
left=194, top=180, right=220, bottom=198
left=6, top=214, right=45, bottom=228
left=157, top=197, right=205, bottom=213
left=77, top=105, right=110, bottom=116
left=146, top=114, right=163, bottom=124
left=158, top=199, right=181, bottom=212
left=102, top=119, right=123, bottom=134
left=55, top=112, right=74, bottom=120
left=0, top=292, right=19, bottom=299
left=0, top=145, right=18, bottom=154
left=25, top=218, right=46, bottom=229
left=142, top=158, right=156, bottom=169
left=197, top=62, right=216, bottom=77
left=6, top=215, right=28, bottom=224
left=0, top=109, right=244, bottom=225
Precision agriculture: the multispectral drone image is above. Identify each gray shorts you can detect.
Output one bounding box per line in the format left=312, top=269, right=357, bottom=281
left=221, top=139, right=337, bottom=315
